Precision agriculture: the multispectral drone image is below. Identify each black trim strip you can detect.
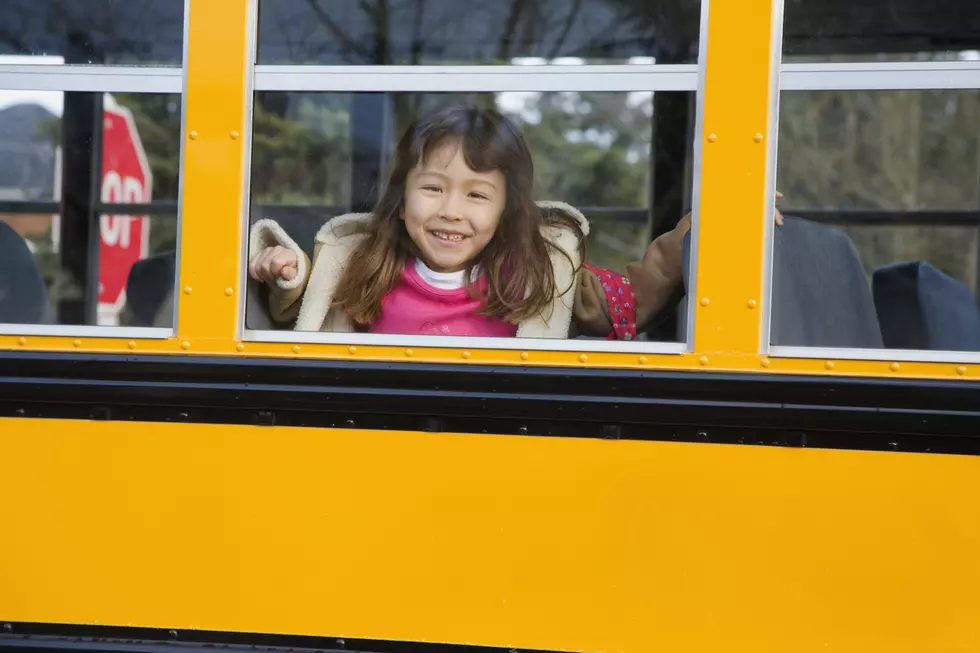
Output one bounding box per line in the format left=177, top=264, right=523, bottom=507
left=785, top=209, right=980, bottom=227
left=0, top=351, right=979, bottom=456
left=0, top=623, right=566, bottom=653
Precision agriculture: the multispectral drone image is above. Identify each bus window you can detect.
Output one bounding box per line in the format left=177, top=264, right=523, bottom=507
left=0, top=0, right=184, bottom=66
left=783, top=0, right=980, bottom=63
left=245, top=0, right=703, bottom=352
left=257, top=0, right=701, bottom=66
left=0, top=1, right=184, bottom=334
left=771, top=1, right=980, bottom=358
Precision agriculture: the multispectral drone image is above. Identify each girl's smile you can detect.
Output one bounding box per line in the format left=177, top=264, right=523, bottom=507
left=429, top=229, right=468, bottom=244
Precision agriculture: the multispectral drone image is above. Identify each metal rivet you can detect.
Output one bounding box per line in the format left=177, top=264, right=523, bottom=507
left=579, top=354, right=589, bottom=363
left=753, top=132, right=764, bottom=143
left=73, top=339, right=82, bottom=348
left=188, top=130, right=198, bottom=140
left=957, top=366, right=967, bottom=376
left=638, top=356, right=648, bottom=365
left=292, top=345, right=301, bottom=353
left=747, top=299, right=757, bottom=309
left=520, top=352, right=529, bottom=360
left=761, top=358, right=771, bottom=368
left=224, top=287, right=233, bottom=296
left=699, top=355, right=709, bottom=366
left=405, top=348, right=413, bottom=357
left=890, top=362, right=900, bottom=372
left=461, top=351, right=471, bottom=360
left=825, top=361, right=835, bottom=370
left=230, top=130, right=240, bottom=140
left=183, top=286, right=192, bottom=295
left=699, top=297, right=710, bottom=307
left=348, top=346, right=357, bottom=354
left=127, top=341, right=136, bottom=349
left=235, top=343, right=245, bottom=352
left=181, top=341, right=191, bottom=350
left=17, top=337, right=26, bottom=346
left=707, top=133, right=717, bottom=143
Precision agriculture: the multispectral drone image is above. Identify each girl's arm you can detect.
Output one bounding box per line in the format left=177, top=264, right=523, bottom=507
left=573, top=200, right=784, bottom=339
left=572, top=213, right=690, bottom=339
left=248, top=219, right=316, bottom=324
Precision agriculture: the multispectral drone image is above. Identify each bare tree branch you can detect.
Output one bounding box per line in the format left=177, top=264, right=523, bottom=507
left=548, top=0, right=583, bottom=59
left=498, top=0, right=529, bottom=61
left=304, top=0, right=370, bottom=61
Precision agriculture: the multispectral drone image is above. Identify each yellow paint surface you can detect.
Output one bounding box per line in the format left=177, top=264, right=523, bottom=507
left=1, top=419, right=978, bottom=653
left=0, top=0, right=977, bottom=381
left=694, top=0, right=776, bottom=354
left=175, top=0, right=250, bottom=341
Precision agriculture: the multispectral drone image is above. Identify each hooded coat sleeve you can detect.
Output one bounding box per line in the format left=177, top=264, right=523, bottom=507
left=572, top=214, right=691, bottom=338
left=249, top=219, right=315, bottom=324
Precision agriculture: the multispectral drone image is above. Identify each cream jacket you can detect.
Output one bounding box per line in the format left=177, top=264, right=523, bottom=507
left=248, top=201, right=689, bottom=338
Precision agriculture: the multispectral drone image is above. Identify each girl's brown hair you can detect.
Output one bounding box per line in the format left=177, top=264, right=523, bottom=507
left=332, top=104, right=585, bottom=327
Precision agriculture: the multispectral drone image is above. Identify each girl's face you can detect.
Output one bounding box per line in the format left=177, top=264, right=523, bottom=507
left=402, top=140, right=507, bottom=273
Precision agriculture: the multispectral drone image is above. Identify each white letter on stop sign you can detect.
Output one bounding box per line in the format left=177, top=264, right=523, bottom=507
left=100, top=171, right=144, bottom=249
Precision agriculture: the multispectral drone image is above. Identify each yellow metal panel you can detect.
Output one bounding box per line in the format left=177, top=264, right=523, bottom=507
left=1, top=419, right=978, bottom=653
left=693, top=0, right=776, bottom=354
left=175, top=0, right=251, bottom=343
left=0, top=0, right=978, bottom=382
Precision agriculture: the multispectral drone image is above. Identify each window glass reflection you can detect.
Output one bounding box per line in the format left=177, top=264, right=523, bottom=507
left=0, top=0, right=184, bottom=66
left=783, top=0, right=980, bottom=62
left=257, top=0, right=702, bottom=65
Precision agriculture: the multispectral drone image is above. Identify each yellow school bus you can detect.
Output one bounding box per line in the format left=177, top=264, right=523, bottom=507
left=1, top=1, right=979, bottom=652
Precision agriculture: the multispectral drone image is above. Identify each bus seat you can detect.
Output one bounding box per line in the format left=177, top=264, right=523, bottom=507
left=771, top=216, right=883, bottom=348
left=0, top=220, right=52, bottom=325
left=872, top=261, right=980, bottom=351
left=676, top=229, right=692, bottom=338
left=245, top=276, right=277, bottom=330
left=121, top=250, right=177, bottom=327
left=680, top=217, right=883, bottom=349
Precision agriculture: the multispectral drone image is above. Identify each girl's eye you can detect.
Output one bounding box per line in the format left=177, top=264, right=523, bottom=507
left=469, top=192, right=489, bottom=200
left=422, top=185, right=442, bottom=192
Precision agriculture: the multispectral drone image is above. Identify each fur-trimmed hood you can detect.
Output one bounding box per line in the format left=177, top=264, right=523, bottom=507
left=249, top=201, right=589, bottom=338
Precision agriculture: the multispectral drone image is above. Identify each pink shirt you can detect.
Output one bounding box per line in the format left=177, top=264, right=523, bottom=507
left=369, top=259, right=518, bottom=338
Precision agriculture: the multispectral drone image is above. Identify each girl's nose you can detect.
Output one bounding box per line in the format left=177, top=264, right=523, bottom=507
left=441, top=194, right=464, bottom=221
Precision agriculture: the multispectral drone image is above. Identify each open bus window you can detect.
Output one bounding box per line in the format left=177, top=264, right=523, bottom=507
left=245, top=89, right=695, bottom=348
left=257, top=0, right=701, bottom=66
left=0, top=90, right=182, bottom=331
left=0, top=0, right=185, bottom=67
left=783, top=0, right=980, bottom=63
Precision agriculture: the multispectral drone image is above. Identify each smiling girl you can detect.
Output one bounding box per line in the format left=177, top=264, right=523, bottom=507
left=248, top=104, right=692, bottom=340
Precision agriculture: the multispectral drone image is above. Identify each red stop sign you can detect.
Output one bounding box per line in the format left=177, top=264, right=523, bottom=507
left=98, top=99, right=152, bottom=325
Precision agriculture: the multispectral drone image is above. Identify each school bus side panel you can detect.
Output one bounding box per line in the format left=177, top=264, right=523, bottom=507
left=1, top=418, right=978, bottom=653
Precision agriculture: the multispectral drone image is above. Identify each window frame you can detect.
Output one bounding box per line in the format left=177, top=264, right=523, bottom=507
left=0, top=0, right=190, bottom=340
left=763, top=0, right=980, bottom=365
left=239, top=0, right=712, bottom=355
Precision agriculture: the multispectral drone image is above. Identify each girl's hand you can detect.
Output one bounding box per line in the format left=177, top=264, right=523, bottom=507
left=248, top=246, right=298, bottom=285
left=775, top=191, right=785, bottom=226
